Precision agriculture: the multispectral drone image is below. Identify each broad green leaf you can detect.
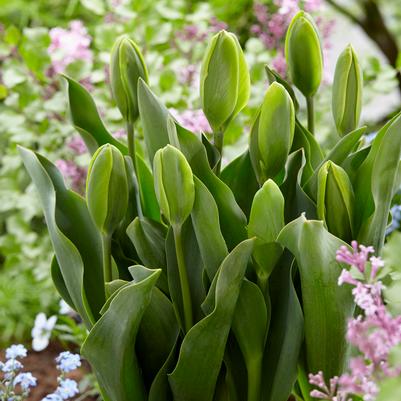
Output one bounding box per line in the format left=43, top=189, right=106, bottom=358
left=126, top=217, right=168, bottom=293
left=64, top=76, right=127, bottom=155
left=81, top=269, right=161, bottom=401
left=221, top=150, right=259, bottom=216
left=19, top=147, right=105, bottom=327
left=191, top=177, right=228, bottom=281
left=175, top=123, right=247, bottom=249
left=168, top=239, right=255, bottom=401
left=51, top=256, right=75, bottom=310
left=278, top=215, right=354, bottom=378
left=129, top=266, right=179, bottom=388
left=303, top=126, right=365, bottom=200
left=126, top=217, right=167, bottom=269
left=355, top=113, right=401, bottom=251
left=232, top=280, right=268, bottom=401
left=280, top=149, right=317, bottom=222
left=137, top=79, right=170, bottom=162
left=149, top=339, right=179, bottom=401
left=291, top=120, right=323, bottom=183
left=262, top=255, right=303, bottom=401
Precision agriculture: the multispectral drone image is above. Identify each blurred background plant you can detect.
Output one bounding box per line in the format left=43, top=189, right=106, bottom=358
left=0, top=0, right=401, bottom=398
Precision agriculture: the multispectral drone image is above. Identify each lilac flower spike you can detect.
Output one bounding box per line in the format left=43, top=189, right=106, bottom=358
left=310, top=241, right=401, bottom=401
left=48, top=20, right=93, bottom=75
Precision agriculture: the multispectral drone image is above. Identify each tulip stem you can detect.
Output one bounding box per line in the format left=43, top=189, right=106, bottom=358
left=102, top=233, right=112, bottom=284
left=306, top=96, right=315, bottom=134
left=173, top=224, right=193, bottom=333
left=214, top=130, right=224, bottom=175
left=127, top=122, right=137, bottom=172
left=247, top=355, right=263, bottom=401
left=127, top=122, right=143, bottom=218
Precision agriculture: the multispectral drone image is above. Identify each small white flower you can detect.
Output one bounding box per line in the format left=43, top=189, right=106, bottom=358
left=6, top=344, right=27, bottom=360
left=14, top=372, right=37, bottom=390
left=59, top=299, right=72, bottom=315
left=55, top=352, right=81, bottom=372
left=56, top=378, right=79, bottom=399
left=31, top=313, right=57, bottom=351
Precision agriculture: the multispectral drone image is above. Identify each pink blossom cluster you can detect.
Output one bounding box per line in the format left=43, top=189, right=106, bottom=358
left=251, top=1, right=335, bottom=76
left=170, top=108, right=212, bottom=133
left=48, top=20, right=93, bottom=75
left=55, top=159, right=87, bottom=194
left=309, top=241, right=401, bottom=401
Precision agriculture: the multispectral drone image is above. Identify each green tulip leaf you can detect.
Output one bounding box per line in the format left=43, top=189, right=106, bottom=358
left=129, top=266, right=179, bottom=388
left=278, top=215, right=354, bottom=378
left=168, top=238, right=255, bottom=401
left=355, top=112, right=401, bottom=251
left=81, top=268, right=161, bottom=401
left=19, top=147, right=105, bottom=327
left=64, top=76, right=127, bottom=155
left=303, top=126, right=365, bottom=200
left=232, top=279, right=268, bottom=401
left=191, top=177, right=228, bottom=281
left=262, top=255, right=304, bottom=401
left=221, top=150, right=259, bottom=217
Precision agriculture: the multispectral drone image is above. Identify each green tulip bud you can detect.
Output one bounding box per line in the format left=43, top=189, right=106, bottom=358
left=332, top=45, right=363, bottom=136
left=153, top=145, right=195, bottom=227
left=200, top=30, right=250, bottom=131
left=86, top=144, right=129, bottom=235
left=317, top=161, right=354, bottom=241
left=257, top=82, right=295, bottom=180
left=285, top=11, right=323, bottom=98
left=110, top=35, right=148, bottom=124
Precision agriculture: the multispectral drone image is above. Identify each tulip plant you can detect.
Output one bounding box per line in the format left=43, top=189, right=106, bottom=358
left=19, top=10, right=401, bottom=401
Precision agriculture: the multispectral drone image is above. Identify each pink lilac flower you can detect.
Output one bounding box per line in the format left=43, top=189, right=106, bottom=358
left=271, top=51, right=287, bottom=77
left=170, top=108, right=212, bottom=133
left=178, top=64, right=198, bottom=86
left=176, top=25, right=207, bottom=42
left=309, top=242, right=401, bottom=401
left=209, top=17, right=228, bottom=32
left=55, top=160, right=87, bottom=193
left=251, top=1, right=335, bottom=76
left=113, top=129, right=126, bottom=139
left=67, top=136, right=86, bottom=155
left=48, top=20, right=93, bottom=75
